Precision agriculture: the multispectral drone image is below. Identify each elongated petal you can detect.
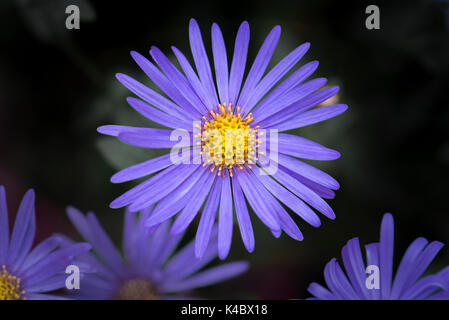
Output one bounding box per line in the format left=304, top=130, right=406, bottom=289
left=307, top=282, right=335, bottom=300
left=236, top=173, right=280, bottom=231
left=150, top=46, right=208, bottom=114
left=126, top=97, right=192, bottom=131
left=390, top=237, right=429, bottom=299
left=253, top=171, right=321, bottom=227
left=126, top=164, right=199, bottom=212
left=251, top=61, right=319, bottom=120
left=379, top=213, right=394, bottom=299
left=211, top=23, right=229, bottom=104
left=277, top=133, right=340, bottom=161
left=0, top=186, right=9, bottom=262
left=218, top=174, right=233, bottom=259
left=341, top=238, right=369, bottom=299
left=228, top=21, right=250, bottom=105
left=161, top=261, right=248, bottom=292
left=8, top=189, right=35, bottom=269
left=268, top=164, right=335, bottom=219
left=232, top=178, right=255, bottom=253
left=277, top=104, right=348, bottom=132
left=116, top=72, right=190, bottom=120
left=129, top=52, right=201, bottom=119
left=20, top=236, right=62, bottom=272
left=364, top=243, right=381, bottom=300
left=261, top=86, right=339, bottom=128
left=118, top=128, right=192, bottom=149
left=111, top=153, right=174, bottom=183
left=189, top=18, right=219, bottom=108
left=195, top=179, right=222, bottom=258
left=244, top=42, right=310, bottom=111
left=144, top=166, right=208, bottom=227
left=170, top=172, right=216, bottom=234
left=238, top=26, right=281, bottom=114
left=172, top=46, right=214, bottom=109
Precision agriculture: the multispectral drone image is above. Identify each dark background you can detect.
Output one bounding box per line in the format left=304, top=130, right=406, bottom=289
left=1, top=0, right=449, bottom=299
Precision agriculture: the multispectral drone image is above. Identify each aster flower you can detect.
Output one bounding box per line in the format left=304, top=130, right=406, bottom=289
left=65, top=206, right=248, bottom=300
left=0, top=186, right=90, bottom=300
left=99, top=18, right=347, bottom=259
left=307, top=213, right=449, bottom=300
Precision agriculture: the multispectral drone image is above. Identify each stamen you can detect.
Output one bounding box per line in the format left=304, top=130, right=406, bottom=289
left=199, top=103, right=261, bottom=177
left=0, top=265, right=24, bottom=300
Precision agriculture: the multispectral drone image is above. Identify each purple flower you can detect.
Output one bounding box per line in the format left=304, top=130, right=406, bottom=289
left=307, top=213, right=449, bottom=300
left=66, top=206, right=248, bottom=300
left=0, top=186, right=90, bottom=300
left=99, top=18, right=347, bottom=259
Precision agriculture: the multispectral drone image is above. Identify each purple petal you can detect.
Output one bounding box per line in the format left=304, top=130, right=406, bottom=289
left=0, top=186, right=9, bottom=262
left=228, top=21, right=250, bottom=105
left=267, top=164, right=335, bottom=219
left=291, top=172, right=336, bottom=199
left=172, top=46, right=215, bottom=109
left=25, top=274, right=67, bottom=293
left=170, top=171, right=216, bottom=234
left=189, top=18, right=219, bottom=108
left=129, top=52, right=201, bottom=118
left=277, top=104, right=348, bottom=132
left=277, top=153, right=340, bottom=189
left=150, top=46, right=208, bottom=114
left=8, top=189, right=35, bottom=269
left=21, top=243, right=91, bottom=285
left=260, top=86, right=339, bottom=129
left=253, top=171, right=321, bottom=227
left=324, top=258, right=359, bottom=299
left=126, top=97, right=192, bottom=131
left=125, top=164, right=199, bottom=212
left=20, top=236, right=62, bottom=273
left=161, top=261, right=248, bottom=292
left=218, top=174, right=233, bottom=259
left=117, top=128, right=192, bottom=149
left=244, top=42, right=310, bottom=112
left=111, top=153, right=174, bottom=183
left=341, top=238, right=369, bottom=299
left=277, top=133, right=340, bottom=161
left=195, top=179, right=222, bottom=258
left=364, top=243, right=380, bottom=300
left=164, top=228, right=218, bottom=279
left=307, top=282, right=335, bottom=300
left=144, top=166, right=208, bottom=227
left=251, top=61, right=319, bottom=120
left=379, top=213, right=394, bottom=299
left=116, top=72, right=191, bottom=120
left=231, top=178, right=255, bottom=253
left=236, top=172, right=280, bottom=231
left=402, top=241, right=444, bottom=295
left=390, top=237, right=428, bottom=299
left=238, top=25, right=281, bottom=114
left=211, top=23, right=229, bottom=104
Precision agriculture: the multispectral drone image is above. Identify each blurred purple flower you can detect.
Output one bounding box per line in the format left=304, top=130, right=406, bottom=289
left=99, top=18, right=347, bottom=259
left=66, top=206, right=248, bottom=300
left=0, top=186, right=90, bottom=300
left=307, top=213, right=449, bottom=300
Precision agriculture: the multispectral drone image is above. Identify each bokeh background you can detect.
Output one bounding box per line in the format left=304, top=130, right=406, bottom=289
left=1, top=0, right=449, bottom=299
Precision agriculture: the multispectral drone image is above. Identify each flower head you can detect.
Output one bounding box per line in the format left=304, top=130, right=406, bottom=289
left=307, top=213, right=449, bottom=300
left=66, top=206, right=248, bottom=300
left=99, top=19, right=347, bottom=259
left=0, top=186, right=90, bottom=300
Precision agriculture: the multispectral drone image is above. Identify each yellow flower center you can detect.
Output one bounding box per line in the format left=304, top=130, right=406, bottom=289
left=115, top=278, right=158, bottom=300
left=0, top=265, right=25, bottom=300
left=197, top=103, right=262, bottom=177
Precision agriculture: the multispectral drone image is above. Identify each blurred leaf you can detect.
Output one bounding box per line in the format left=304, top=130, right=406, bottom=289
left=96, top=137, right=162, bottom=171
